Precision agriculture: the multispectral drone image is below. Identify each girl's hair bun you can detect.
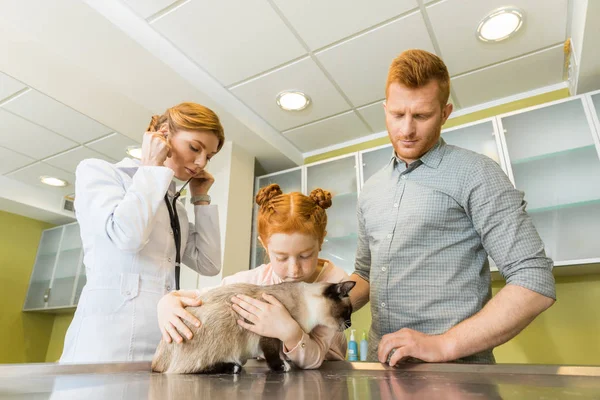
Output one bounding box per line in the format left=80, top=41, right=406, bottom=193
left=256, top=184, right=283, bottom=207
left=309, top=188, right=332, bottom=210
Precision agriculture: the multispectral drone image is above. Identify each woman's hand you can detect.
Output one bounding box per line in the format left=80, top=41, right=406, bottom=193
left=141, top=129, right=171, bottom=167
left=231, top=293, right=304, bottom=348
left=157, top=290, right=202, bottom=344
left=189, top=170, right=215, bottom=196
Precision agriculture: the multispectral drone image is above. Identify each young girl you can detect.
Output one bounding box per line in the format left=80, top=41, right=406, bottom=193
left=157, top=183, right=350, bottom=369
left=60, top=102, right=224, bottom=363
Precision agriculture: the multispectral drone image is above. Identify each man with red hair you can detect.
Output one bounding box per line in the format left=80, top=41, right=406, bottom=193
left=349, top=49, right=555, bottom=365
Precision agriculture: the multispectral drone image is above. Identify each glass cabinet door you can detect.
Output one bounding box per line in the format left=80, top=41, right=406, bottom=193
left=306, top=155, right=359, bottom=274
left=499, top=97, right=600, bottom=263
left=360, top=145, right=393, bottom=185
left=251, top=168, right=302, bottom=269
left=23, top=227, right=63, bottom=310
left=442, top=120, right=504, bottom=168
left=48, top=223, right=83, bottom=307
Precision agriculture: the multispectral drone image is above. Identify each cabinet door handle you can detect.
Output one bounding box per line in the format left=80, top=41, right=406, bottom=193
left=43, top=288, right=51, bottom=303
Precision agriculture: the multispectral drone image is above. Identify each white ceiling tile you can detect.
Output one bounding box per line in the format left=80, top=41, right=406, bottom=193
left=452, top=45, right=565, bottom=108
left=272, top=0, right=418, bottom=50
left=86, top=133, right=140, bottom=161
left=283, top=111, right=371, bottom=152
left=0, top=145, right=35, bottom=175
left=315, top=12, right=436, bottom=107
left=357, top=101, right=387, bottom=133
left=0, top=109, right=77, bottom=159
left=230, top=57, right=351, bottom=131
left=122, top=0, right=177, bottom=19
left=0, top=72, right=26, bottom=102
left=151, top=0, right=306, bottom=86
left=2, top=89, right=113, bottom=143
left=427, top=0, right=568, bottom=75
left=44, top=146, right=117, bottom=174
left=6, top=162, right=76, bottom=195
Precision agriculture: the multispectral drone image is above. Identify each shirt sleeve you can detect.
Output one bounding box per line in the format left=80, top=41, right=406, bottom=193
left=74, top=159, right=173, bottom=252
left=463, top=156, right=556, bottom=299
left=182, top=205, right=222, bottom=276
left=283, top=326, right=346, bottom=369
left=353, top=199, right=371, bottom=282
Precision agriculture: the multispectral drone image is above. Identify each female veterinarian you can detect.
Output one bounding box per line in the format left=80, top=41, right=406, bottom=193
left=60, top=102, right=224, bottom=363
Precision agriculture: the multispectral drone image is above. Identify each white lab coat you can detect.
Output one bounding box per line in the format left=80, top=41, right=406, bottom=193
left=59, top=157, right=221, bottom=363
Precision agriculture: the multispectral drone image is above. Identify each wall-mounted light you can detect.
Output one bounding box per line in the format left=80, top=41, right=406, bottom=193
left=126, top=146, right=142, bottom=159
left=40, top=176, right=68, bottom=187
left=276, top=91, right=311, bottom=111
left=477, top=7, right=524, bottom=42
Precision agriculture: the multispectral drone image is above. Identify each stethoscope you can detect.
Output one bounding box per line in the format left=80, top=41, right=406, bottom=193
left=163, top=176, right=193, bottom=291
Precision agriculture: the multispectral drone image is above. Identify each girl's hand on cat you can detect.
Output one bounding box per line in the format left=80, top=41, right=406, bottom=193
left=157, top=290, right=202, bottom=344
left=231, top=293, right=303, bottom=346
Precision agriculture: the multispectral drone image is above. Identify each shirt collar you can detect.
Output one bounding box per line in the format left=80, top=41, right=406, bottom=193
left=391, top=137, right=446, bottom=170
left=115, top=157, right=177, bottom=195
left=115, top=157, right=141, bottom=175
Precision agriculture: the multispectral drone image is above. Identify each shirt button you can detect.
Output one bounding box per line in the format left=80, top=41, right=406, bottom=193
left=166, top=285, right=171, bottom=291
left=169, top=230, right=173, bottom=235
left=301, top=343, right=306, bottom=348
left=386, top=234, right=392, bottom=239
left=393, top=203, right=399, bottom=208
left=125, top=291, right=131, bottom=296
left=382, top=267, right=386, bottom=272
left=168, top=257, right=172, bottom=262
left=401, top=175, right=407, bottom=180
left=381, top=302, right=386, bottom=308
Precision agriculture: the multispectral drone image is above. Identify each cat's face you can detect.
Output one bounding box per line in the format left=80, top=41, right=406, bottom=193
left=321, top=281, right=356, bottom=331
left=263, top=233, right=321, bottom=282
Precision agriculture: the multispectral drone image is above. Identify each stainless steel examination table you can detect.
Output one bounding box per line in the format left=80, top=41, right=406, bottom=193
left=1, top=360, right=599, bottom=399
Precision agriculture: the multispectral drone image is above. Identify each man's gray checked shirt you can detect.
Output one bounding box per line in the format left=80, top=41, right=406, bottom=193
left=354, top=138, right=556, bottom=363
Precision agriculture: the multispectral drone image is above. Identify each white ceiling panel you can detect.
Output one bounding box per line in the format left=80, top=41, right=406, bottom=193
left=452, top=45, right=565, bottom=108
left=316, top=11, right=436, bottom=107
left=0, top=72, right=26, bottom=102
left=283, top=111, right=371, bottom=152
left=6, top=162, right=76, bottom=195
left=0, top=109, right=77, bottom=159
left=44, top=146, right=117, bottom=174
left=152, top=0, right=306, bottom=86
left=427, top=0, right=568, bottom=75
left=122, top=0, right=177, bottom=19
left=86, top=132, right=140, bottom=161
left=2, top=89, right=112, bottom=143
left=272, top=0, right=418, bottom=50
left=357, top=101, right=387, bottom=133
left=0, top=145, right=35, bottom=175
left=230, top=57, right=351, bottom=131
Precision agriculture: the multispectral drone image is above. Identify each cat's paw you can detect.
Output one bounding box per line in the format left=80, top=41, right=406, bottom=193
left=270, top=360, right=292, bottom=373
left=232, top=364, right=242, bottom=374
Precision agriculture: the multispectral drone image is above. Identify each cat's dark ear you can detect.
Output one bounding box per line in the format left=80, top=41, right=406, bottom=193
left=324, top=281, right=356, bottom=299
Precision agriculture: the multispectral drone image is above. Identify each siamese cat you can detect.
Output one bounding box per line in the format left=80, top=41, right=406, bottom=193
left=152, top=281, right=355, bottom=374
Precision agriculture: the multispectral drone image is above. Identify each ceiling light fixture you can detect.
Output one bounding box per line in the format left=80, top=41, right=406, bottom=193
left=40, top=176, right=68, bottom=187
left=477, top=7, right=524, bottom=42
left=276, top=91, right=311, bottom=111
left=126, top=146, right=142, bottom=159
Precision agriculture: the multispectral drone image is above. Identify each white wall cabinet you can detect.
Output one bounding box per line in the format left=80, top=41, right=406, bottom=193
left=23, top=222, right=85, bottom=312
left=497, top=96, right=600, bottom=266
left=252, top=91, right=600, bottom=275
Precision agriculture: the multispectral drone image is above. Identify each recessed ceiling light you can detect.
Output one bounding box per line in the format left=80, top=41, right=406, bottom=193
left=40, top=176, right=68, bottom=187
left=477, top=7, right=524, bottom=42
left=276, top=91, right=311, bottom=111
left=126, top=146, right=142, bottom=159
